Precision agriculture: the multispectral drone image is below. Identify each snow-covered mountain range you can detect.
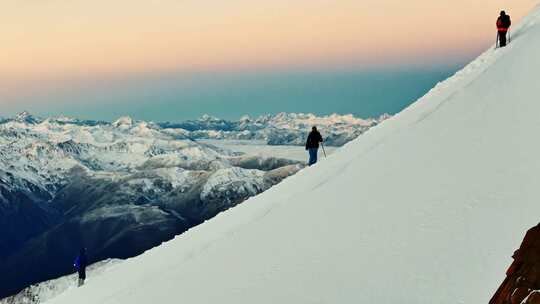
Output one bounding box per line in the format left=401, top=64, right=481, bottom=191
left=23, top=5, right=540, bottom=304
left=154, top=112, right=388, bottom=146
left=0, top=112, right=304, bottom=298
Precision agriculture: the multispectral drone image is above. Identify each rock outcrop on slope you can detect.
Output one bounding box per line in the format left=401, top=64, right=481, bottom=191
left=490, top=224, right=540, bottom=304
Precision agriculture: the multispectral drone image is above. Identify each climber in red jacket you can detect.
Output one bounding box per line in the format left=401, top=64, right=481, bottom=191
left=497, top=11, right=512, bottom=47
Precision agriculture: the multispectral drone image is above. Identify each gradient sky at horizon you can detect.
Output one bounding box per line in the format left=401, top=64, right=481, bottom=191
left=0, top=0, right=537, bottom=120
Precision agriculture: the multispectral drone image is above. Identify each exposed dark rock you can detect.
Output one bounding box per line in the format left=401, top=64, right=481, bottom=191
left=490, top=223, right=540, bottom=304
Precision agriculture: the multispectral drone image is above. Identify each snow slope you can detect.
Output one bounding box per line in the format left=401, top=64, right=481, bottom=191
left=46, top=6, right=540, bottom=304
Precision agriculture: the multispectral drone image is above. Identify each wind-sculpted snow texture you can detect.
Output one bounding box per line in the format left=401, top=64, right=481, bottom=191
left=0, top=113, right=302, bottom=298
left=159, top=112, right=390, bottom=146
left=37, top=5, right=540, bottom=304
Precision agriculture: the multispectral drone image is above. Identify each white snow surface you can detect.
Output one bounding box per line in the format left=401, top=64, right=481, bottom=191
left=45, top=6, right=540, bottom=304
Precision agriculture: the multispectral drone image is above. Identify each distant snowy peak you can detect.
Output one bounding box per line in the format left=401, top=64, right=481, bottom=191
left=112, top=116, right=134, bottom=128
left=200, top=114, right=222, bottom=122
left=264, top=112, right=386, bottom=128
left=13, top=111, right=40, bottom=124
left=239, top=115, right=251, bottom=123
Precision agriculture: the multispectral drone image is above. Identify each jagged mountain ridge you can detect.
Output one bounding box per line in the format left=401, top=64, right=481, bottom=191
left=160, top=112, right=390, bottom=146
left=0, top=111, right=389, bottom=147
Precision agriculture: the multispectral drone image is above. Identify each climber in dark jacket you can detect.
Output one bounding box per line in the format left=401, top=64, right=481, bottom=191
left=305, top=126, right=323, bottom=166
left=497, top=11, right=512, bottom=47
left=74, top=248, right=88, bottom=287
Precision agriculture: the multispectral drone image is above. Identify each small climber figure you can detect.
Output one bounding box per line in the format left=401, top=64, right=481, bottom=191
left=305, top=126, right=323, bottom=166
left=74, top=247, right=88, bottom=287
left=497, top=11, right=512, bottom=47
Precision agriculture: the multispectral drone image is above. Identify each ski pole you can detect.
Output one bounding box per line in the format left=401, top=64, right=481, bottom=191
left=496, top=32, right=499, bottom=49
left=321, top=142, right=327, bottom=158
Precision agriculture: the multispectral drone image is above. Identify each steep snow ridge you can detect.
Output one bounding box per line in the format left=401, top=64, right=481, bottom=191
left=43, top=5, right=540, bottom=304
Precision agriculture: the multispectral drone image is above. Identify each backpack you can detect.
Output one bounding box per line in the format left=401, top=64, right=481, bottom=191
left=497, top=15, right=511, bottom=29
left=503, top=15, right=511, bottom=28
left=74, top=256, right=80, bottom=270
left=74, top=255, right=86, bottom=270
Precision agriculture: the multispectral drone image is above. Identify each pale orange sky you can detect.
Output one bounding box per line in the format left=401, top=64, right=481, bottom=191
left=0, top=0, right=537, bottom=83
